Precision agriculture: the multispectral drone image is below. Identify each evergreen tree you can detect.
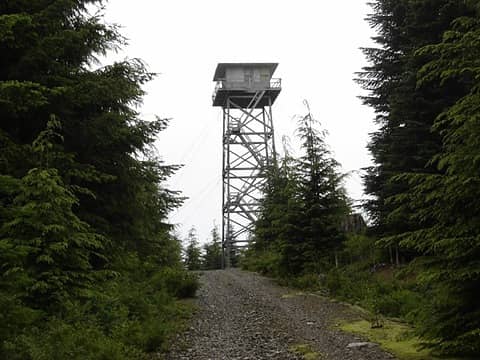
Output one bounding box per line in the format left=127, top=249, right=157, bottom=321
left=386, top=7, right=480, bottom=354
left=0, top=0, right=183, bottom=265
left=252, top=157, right=294, bottom=253
left=249, top=106, right=349, bottom=276
left=0, top=120, right=104, bottom=311
left=202, top=225, right=222, bottom=270
left=184, top=227, right=202, bottom=271
left=358, top=0, right=471, bottom=247
left=249, top=147, right=303, bottom=275
left=291, top=106, right=349, bottom=272
left=0, top=2, right=192, bottom=357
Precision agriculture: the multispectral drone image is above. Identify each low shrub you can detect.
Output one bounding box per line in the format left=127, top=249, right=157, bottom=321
left=2, top=319, right=136, bottom=360
left=287, top=273, right=322, bottom=291
left=324, top=268, right=371, bottom=303
left=152, top=267, right=199, bottom=299
left=240, top=250, right=281, bottom=276
left=320, top=266, right=424, bottom=323
left=0, top=261, right=199, bottom=359
left=374, top=288, right=422, bottom=319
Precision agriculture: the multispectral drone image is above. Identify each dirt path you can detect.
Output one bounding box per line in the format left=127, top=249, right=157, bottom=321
left=165, top=269, right=396, bottom=360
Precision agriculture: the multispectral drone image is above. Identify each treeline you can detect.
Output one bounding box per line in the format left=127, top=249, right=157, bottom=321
left=184, top=226, right=223, bottom=271
left=0, top=1, right=196, bottom=359
left=245, top=0, right=480, bottom=356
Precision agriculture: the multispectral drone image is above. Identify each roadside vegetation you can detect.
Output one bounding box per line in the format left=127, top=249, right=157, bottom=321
left=243, top=1, right=480, bottom=357
left=184, top=225, right=223, bottom=271
left=0, top=1, right=197, bottom=358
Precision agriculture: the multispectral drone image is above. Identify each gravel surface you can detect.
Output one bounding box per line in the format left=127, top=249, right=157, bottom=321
left=165, top=269, right=396, bottom=360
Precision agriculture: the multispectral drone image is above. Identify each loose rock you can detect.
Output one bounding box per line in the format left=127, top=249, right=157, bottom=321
left=347, top=342, right=378, bottom=349
left=165, top=269, right=395, bottom=360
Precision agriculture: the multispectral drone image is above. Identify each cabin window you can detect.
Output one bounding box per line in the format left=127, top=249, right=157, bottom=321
left=260, top=69, right=270, bottom=82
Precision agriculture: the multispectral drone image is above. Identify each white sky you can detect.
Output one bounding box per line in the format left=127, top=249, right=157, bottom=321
left=102, top=1, right=377, bottom=245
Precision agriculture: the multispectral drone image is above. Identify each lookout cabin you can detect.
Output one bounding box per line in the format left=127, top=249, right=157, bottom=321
left=212, top=63, right=281, bottom=108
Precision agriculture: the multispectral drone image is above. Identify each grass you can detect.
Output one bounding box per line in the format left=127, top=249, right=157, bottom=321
left=339, top=319, right=453, bottom=360
left=169, top=299, right=198, bottom=351
left=289, top=343, right=323, bottom=359
left=173, top=298, right=197, bottom=329
left=281, top=291, right=306, bottom=299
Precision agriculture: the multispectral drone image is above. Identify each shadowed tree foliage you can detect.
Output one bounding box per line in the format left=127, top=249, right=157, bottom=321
left=0, top=1, right=194, bottom=358
left=246, top=106, right=349, bottom=276
left=384, top=6, right=480, bottom=354
left=0, top=0, right=183, bottom=262
left=359, top=0, right=480, bottom=355
left=250, top=155, right=302, bottom=276
left=357, top=0, right=472, bottom=254
left=1, top=120, right=104, bottom=313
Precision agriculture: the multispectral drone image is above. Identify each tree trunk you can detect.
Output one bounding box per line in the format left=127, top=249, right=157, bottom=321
left=395, top=244, right=400, bottom=266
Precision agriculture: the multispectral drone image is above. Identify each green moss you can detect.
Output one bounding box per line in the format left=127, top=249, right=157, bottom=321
left=339, top=319, right=454, bottom=360
left=281, top=291, right=306, bottom=299
left=289, top=343, right=322, bottom=359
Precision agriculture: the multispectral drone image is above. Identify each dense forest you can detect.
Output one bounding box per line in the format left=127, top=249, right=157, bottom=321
left=244, top=0, right=480, bottom=356
left=0, top=1, right=197, bottom=358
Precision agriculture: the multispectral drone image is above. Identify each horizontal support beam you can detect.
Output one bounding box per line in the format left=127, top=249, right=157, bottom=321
left=224, top=141, right=267, bottom=145
left=224, top=205, right=261, bottom=210
left=225, top=202, right=261, bottom=207
left=226, top=175, right=266, bottom=179
left=226, top=167, right=262, bottom=171
left=226, top=132, right=272, bottom=136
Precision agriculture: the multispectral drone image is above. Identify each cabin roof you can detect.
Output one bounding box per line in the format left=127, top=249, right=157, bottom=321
left=213, top=63, right=278, bottom=81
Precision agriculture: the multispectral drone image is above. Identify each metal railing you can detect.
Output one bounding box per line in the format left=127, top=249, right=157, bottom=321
left=212, top=78, right=282, bottom=101
left=269, top=78, right=281, bottom=88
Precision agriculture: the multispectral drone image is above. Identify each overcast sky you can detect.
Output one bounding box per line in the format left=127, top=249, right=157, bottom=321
left=102, top=1, right=377, bottom=245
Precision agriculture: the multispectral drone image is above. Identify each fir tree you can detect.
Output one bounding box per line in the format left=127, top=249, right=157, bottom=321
left=0, top=0, right=183, bottom=265
left=252, top=156, right=295, bottom=254
left=249, top=106, right=349, bottom=276
left=202, top=225, right=222, bottom=270
left=0, top=2, right=190, bottom=356
left=1, top=120, right=104, bottom=311
left=292, top=105, right=349, bottom=272
left=248, top=136, right=305, bottom=276
left=358, top=0, right=470, bottom=247
left=184, top=227, right=202, bottom=271
left=386, top=7, right=480, bottom=354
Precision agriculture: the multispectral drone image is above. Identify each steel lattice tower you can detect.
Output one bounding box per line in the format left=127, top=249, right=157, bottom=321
left=212, top=63, right=281, bottom=267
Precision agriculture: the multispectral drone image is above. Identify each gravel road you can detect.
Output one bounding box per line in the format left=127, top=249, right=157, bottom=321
left=165, top=269, right=396, bottom=360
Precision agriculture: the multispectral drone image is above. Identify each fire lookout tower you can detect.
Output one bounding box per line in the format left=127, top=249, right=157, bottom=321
left=212, top=63, right=281, bottom=266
